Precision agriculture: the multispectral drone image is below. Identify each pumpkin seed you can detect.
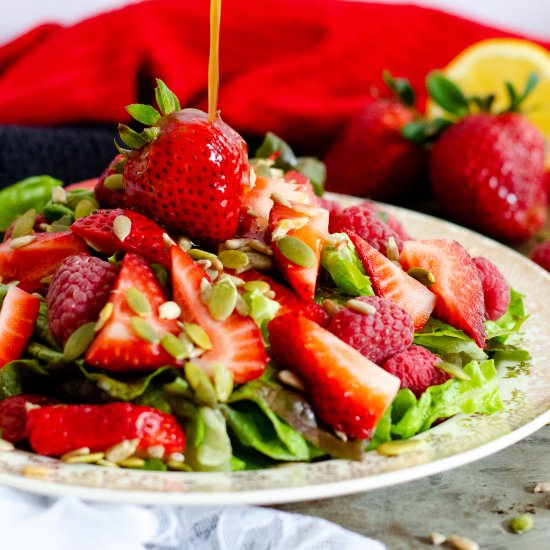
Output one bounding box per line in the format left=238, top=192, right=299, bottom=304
left=213, top=364, right=233, bottom=402
left=534, top=482, right=550, bottom=493
left=113, top=214, right=132, bottom=242
left=51, top=186, right=67, bottom=204
left=0, top=439, right=14, bottom=452
left=103, top=173, right=125, bottom=191
left=200, top=278, right=213, bottom=303
left=63, top=322, right=96, bottom=360
left=146, top=445, right=165, bottom=459
left=177, top=236, right=192, bottom=251
left=188, top=249, right=223, bottom=271
left=277, top=236, right=316, bottom=268
left=242, top=280, right=271, bottom=294
left=218, top=273, right=245, bottom=287
left=509, top=514, right=533, bottom=534
left=162, top=232, right=176, bottom=248
left=235, top=294, right=250, bottom=316
left=95, top=302, right=113, bottom=331
left=277, top=369, right=305, bottom=392
left=158, top=301, right=181, bottom=320
left=376, top=439, right=424, bottom=456
left=347, top=299, right=377, bottom=315
left=182, top=322, right=212, bottom=350
left=168, top=460, right=192, bottom=471
left=247, top=239, right=273, bottom=256
left=223, top=238, right=249, bottom=250
left=206, top=268, right=220, bottom=281
left=64, top=452, right=105, bottom=464
left=322, top=299, right=344, bottom=316
left=118, top=457, right=146, bottom=468
left=218, top=249, right=250, bottom=270
left=186, top=362, right=217, bottom=406
left=177, top=331, right=196, bottom=356
left=386, top=237, right=400, bottom=261
left=11, top=209, right=37, bottom=239
left=61, top=447, right=90, bottom=461
left=447, top=534, right=479, bottom=550
left=9, top=235, right=36, bottom=249
left=161, top=333, right=191, bottom=361
left=105, top=438, right=139, bottom=463
left=168, top=452, right=185, bottom=463
left=271, top=218, right=309, bottom=241
left=407, top=267, right=435, bottom=286
left=96, top=459, right=119, bottom=468
left=429, top=532, right=447, bottom=546
left=244, top=251, right=273, bottom=271
left=437, top=361, right=471, bottom=381
left=126, top=287, right=151, bottom=316
left=270, top=191, right=292, bottom=207
left=74, top=198, right=98, bottom=220
left=130, top=317, right=159, bottom=343
left=206, top=280, right=238, bottom=321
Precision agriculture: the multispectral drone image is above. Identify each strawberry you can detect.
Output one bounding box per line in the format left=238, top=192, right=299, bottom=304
left=27, top=402, right=185, bottom=457
left=94, top=155, right=129, bottom=209
left=425, top=73, right=547, bottom=243
left=3, top=213, right=47, bottom=241
left=64, top=179, right=98, bottom=192
left=117, top=81, right=249, bottom=244
left=0, top=395, right=54, bottom=442
left=269, top=314, right=400, bottom=439
left=85, top=253, right=179, bottom=371
left=0, top=286, right=40, bottom=368
left=269, top=202, right=329, bottom=301
left=71, top=209, right=171, bottom=267
left=324, top=76, right=426, bottom=201
left=347, top=231, right=435, bottom=330
left=239, top=171, right=318, bottom=239
left=236, top=269, right=329, bottom=327
left=400, top=239, right=486, bottom=348
left=171, top=246, right=267, bottom=383
left=0, top=232, right=88, bottom=291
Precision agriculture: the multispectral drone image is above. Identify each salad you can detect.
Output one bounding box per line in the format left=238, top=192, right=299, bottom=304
left=0, top=80, right=528, bottom=473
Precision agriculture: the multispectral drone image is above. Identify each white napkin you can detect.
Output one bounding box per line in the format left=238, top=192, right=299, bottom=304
left=0, top=486, right=385, bottom=550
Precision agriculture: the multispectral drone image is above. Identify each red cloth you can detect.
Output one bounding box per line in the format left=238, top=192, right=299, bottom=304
left=0, top=0, right=548, bottom=151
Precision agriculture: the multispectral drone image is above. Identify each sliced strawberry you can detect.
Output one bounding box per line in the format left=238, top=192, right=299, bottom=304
left=269, top=202, right=329, bottom=301
left=0, top=232, right=88, bottom=291
left=64, top=178, right=98, bottom=191
left=400, top=239, right=487, bottom=347
left=71, top=209, right=171, bottom=267
left=0, top=395, right=55, bottom=442
left=239, top=172, right=318, bottom=239
left=171, top=246, right=267, bottom=383
left=85, top=253, right=179, bottom=371
left=27, top=402, right=185, bottom=457
left=269, top=314, right=400, bottom=439
left=0, top=286, right=40, bottom=368
left=347, top=231, right=435, bottom=330
left=236, top=269, right=329, bottom=327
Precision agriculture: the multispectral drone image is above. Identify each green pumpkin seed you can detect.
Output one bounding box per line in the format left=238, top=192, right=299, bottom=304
left=162, top=232, right=176, bottom=248
left=242, top=280, right=271, bottom=294
left=277, top=236, right=316, bottom=268
left=11, top=209, right=37, bottom=239
left=407, top=267, right=436, bottom=286
left=167, top=460, right=192, bottom=471
left=247, top=239, right=273, bottom=256
left=207, top=280, right=238, bottom=321
left=130, top=317, right=159, bottom=343
left=96, top=458, right=119, bottom=468
left=386, top=237, right=400, bottom=262
left=188, top=249, right=223, bottom=271
left=118, top=457, right=146, bottom=468
left=177, top=236, right=192, bottom=251
left=95, top=302, right=113, bottom=331
left=161, top=333, right=191, bottom=361
left=182, top=322, right=212, bottom=350
left=74, top=198, right=98, bottom=220
left=437, top=361, right=471, bottom=381
left=51, top=186, right=67, bottom=204
left=103, top=173, right=125, bottom=191
left=60, top=447, right=90, bottom=461
left=105, top=439, right=139, bottom=463
left=244, top=251, right=273, bottom=271
left=113, top=214, right=132, bottom=242
left=63, top=322, right=96, bottom=360
left=235, top=294, right=250, bottom=316
left=509, top=514, right=533, bottom=534
left=218, top=249, right=250, bottom=270
left=186, top=362, right=217, bottom=406
left=213, top=364, right=233, bottom=402
left=376, top=439, right=425, bottom=456
left=64, top=452, right=105, bottom=464
left=126, top=287, right=151, bottom=317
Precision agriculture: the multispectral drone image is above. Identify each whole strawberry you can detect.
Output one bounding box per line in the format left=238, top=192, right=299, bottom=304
left=94, top=155, right=129, bottom=209
left=117, top=80, right=249, bottom=244
left=426, top=73, right=547, bottom=243
left=531, top=240, right=550, bottom=272
left=324, top=74, right=426, bottom=201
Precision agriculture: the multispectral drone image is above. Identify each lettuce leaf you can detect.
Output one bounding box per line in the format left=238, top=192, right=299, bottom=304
left=485, top=289, right=527, bottom=344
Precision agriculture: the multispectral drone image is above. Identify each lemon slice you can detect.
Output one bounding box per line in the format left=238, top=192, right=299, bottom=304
left=427, top=38, right=550, bottom=165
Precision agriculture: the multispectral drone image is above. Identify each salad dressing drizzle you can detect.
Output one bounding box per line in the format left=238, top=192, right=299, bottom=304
left=208, top=0, right=222, bottom=123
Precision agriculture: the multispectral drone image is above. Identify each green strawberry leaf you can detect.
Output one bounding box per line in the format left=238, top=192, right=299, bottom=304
left=504, top=72, right=539, bottom=113
left=126, top=104, right=161, bottom=126
left=383, top=70, right=416, bottom=107
left=118, top=124, right=147, bottom=149
left=426, top=71, right=470, bottom=116
left=401, top=118, right=452, bottom=144
left=255, top=132, right=298, bottom=170
left=295, top=157, right=326, bottom=196
left=154, top=79, right=180, bottom=116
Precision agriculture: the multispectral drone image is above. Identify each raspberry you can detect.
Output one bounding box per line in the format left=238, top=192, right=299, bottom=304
left=382, top=345, right=450, bottom=397
left=319, top=197, right=342, bottom=220
left=531, top=240, right=550, bottom=273
left=328, top=296, right=413, bottom=364
left=47, top=254, right=118, bottom=346
left=330, top=202, right=403, bottom=255
left=473, top=256, right=510, bottom=321
left=0, top=395, right=54, bottom=442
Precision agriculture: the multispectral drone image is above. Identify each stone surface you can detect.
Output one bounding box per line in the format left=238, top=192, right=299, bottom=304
left=277, top=425, right=550, bottom=549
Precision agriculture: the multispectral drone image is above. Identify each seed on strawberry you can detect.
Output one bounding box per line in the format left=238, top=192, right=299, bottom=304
left=473, top=256, right=510, bottom=321
left=47, top=254, right=118, bottom=346
left=328, top=296, right=414, bottom=365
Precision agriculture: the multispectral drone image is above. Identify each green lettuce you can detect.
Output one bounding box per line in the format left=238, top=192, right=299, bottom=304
left=485, top=289, right=527, bottom=344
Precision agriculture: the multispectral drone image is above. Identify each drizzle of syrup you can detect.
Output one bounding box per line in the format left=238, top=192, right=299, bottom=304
left=208, top=0, right=222, bottom=123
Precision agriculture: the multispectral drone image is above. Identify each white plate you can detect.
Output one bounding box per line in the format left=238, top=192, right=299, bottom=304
left=0, top=195, right=549, bottom=505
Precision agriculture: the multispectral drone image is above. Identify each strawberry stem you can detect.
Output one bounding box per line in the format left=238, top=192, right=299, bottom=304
left=208, top=0, right=222, bottom=123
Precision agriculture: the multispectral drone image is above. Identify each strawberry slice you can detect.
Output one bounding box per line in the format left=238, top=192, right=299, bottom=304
left=85, top=253, right=179, bottom=371
left=171, top=246, right=267, bottom=383
left=347, top=231, right=435, bottom=330
left=71, top=209, right=171, bottom=267
left=0, top=286, right=40, bottom=368
left=0, top=232, right=88, bottom=291
left=269, top=202, right=329, bottom=301
left=0, top=395, right=55, bottom=442
left=269, top=314, right=400, bottom=439
left=239, top=171, right=318, bottom=239
left=236, top=269, right=329, bottom=327
left=64, top=178, right=98, bottom=191
left=400, top=239, right=487, bottom=348
left=27, top=402, right=185, bottom=457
